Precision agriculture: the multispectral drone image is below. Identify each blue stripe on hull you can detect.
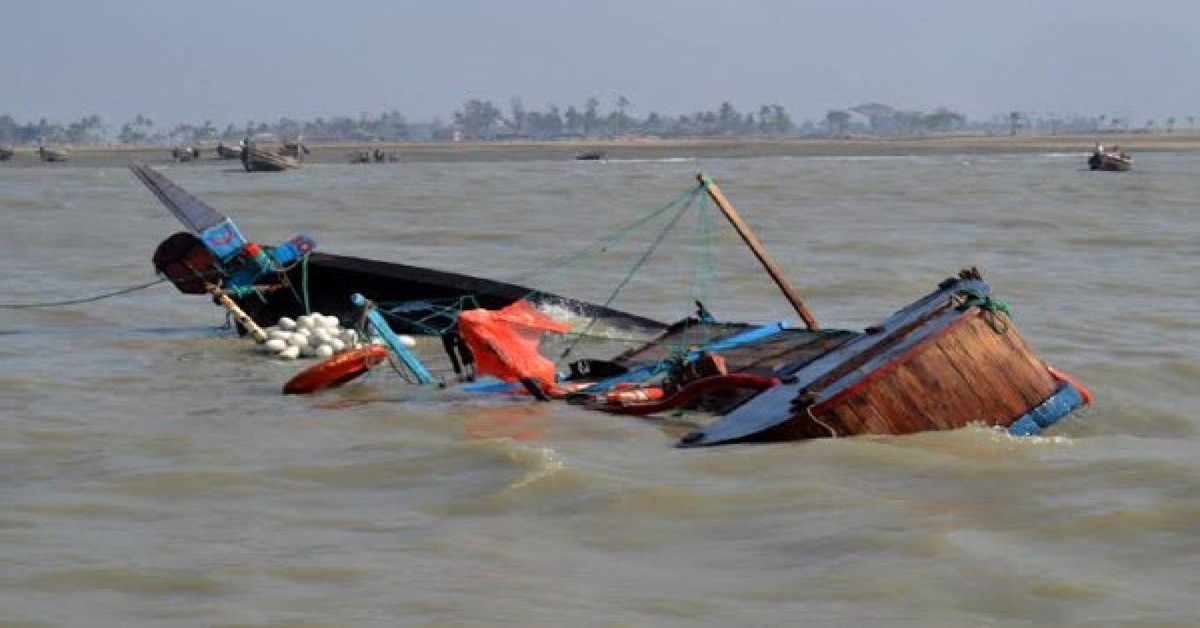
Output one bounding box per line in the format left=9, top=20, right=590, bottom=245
left=1007, top=380, right=1085, bottom=436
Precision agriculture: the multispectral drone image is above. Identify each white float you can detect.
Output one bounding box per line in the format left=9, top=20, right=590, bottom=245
left=257, top=311, right=373, bottom=361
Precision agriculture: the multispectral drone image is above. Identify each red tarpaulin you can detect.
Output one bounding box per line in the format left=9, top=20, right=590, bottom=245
left=457, top=301, right=570, bottom=386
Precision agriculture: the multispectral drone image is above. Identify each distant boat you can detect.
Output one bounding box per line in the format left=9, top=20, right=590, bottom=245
left=171, top=146, right=201, bottom=162
left=37, top=146, right=70, bottom=162
left=241, top=145, right=301, bottom=172
left=1088, top=145, right=1131, bottom=171
left=215, top=143, right=242, bottom=160
left=278, top=138, right=310, bottom=159
left=575, top=150, right=607, bottom=161
left=0, top=147, right=13, bottom=161
left=349, top=148, right=397, bottom=163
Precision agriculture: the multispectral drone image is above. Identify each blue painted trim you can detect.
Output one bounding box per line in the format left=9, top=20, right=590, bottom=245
left=1007, top=380, right=1085, bottom=436
left=269, top=234, right=316, bottom=266
left=200, top=218, right=248, bottom=261
left=459, top=378, right=521, bottom=394
left=351, top=293, right=438, bottom=386
left=577, top=320, right=791, bottom=394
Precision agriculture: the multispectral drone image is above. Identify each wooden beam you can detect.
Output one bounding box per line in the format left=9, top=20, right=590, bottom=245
left=697, top=173, right=820, bottom=330
left=208, top=285, right=268, bottom=343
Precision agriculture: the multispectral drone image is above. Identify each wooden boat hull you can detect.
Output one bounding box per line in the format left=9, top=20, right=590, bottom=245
left=233, top=251, right=666, bottom=335
left=133, top=163, right=662, bottom=336
left=679, top=271, right=1085, bottom=445
left=241, top=147, right=300, bottom=172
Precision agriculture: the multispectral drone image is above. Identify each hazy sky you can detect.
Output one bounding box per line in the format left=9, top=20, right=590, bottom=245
left=5, top=0, right=1200, bottom=127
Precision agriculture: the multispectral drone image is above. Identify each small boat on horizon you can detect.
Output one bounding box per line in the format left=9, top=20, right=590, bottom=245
left=171, top=146, right=201, bottom=162
left=37, top=145, right=70, bottom=162
left=349, top=148, right=398, bottom=163
left=575, top=150, right=607, bottom=161
left=241, top=145, right=301, bottom=172
left=215, top=142, right=242, bottom=160
left=0, top=147, right=13, bottom=161
left=1088, top=144, right=1131, bottom=171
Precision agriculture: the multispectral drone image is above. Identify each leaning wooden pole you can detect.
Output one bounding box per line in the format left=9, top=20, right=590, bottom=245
left=697, top=173, right=820, bottom=331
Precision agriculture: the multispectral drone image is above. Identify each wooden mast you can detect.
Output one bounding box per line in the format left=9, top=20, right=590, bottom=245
left=697, top=173, right=820, bottom=331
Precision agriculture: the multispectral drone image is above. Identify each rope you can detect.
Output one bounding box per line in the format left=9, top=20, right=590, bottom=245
left=373, top=295, right=481, bottom=336
left=359, top=183, right=708, bottom=348
left=0, top=277, right=168, bottom=308
left=957, top=289, right=1011, bottom=334
left=559, top=192, right=698, bottom=361
left=694, top=192, right=716, bottom=311
left=300, top=254, right=311, bottom=314
left=511, top=185, right=704, bottom=296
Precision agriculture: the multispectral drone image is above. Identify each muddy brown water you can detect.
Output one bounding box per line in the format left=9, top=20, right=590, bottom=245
left=1, top=152, right=1197, bottom=624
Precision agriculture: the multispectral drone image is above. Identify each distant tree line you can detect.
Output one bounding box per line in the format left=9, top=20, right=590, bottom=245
left=449, top=97, right=795, bottom=140
left=0, top=110, right=412, bottom=145
left=4, top=99, right=1198, bottom=146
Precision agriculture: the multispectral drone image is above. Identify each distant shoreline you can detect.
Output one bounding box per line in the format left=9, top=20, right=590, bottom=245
left=4, top=133, right=1197, bottom=166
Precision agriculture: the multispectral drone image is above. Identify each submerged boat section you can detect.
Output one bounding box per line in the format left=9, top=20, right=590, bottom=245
left=134, top=164, right=665, bottom=339
left=679, top=269, right=1087, bottom=446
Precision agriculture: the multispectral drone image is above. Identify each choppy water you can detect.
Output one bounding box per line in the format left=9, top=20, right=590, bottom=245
left=2, top=152, right=1198, bottom=625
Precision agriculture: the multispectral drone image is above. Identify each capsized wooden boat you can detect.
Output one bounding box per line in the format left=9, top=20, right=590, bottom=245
left=132, top=164, right=664, bottom=336
left=1088, top=145, right=1131, bottom=171
left=241, top=145, right=300, bottom=172
left=675, top=268, right=1089, bottom=446
left=453, top=175, right=1091, bottom=444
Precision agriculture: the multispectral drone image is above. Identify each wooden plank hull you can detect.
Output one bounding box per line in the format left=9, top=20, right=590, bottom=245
left=241, top=147, right=300, bottom=172
left=679, top=271, right=1082, bottom=445
left=763, top=309, right=1056, bottom=440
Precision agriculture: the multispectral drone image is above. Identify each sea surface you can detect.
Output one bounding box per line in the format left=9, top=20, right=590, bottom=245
left=1, top=152, right=1198, bottom=625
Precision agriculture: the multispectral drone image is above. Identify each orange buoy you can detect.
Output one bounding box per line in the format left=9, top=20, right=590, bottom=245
left=282, top=345, right=389, bottom=395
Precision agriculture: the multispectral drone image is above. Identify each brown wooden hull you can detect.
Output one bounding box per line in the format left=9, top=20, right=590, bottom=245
left=241, top=147, right=300, bottom=172
left=757, top=309, right=1056, bottom=441
left=680, top=271, right=1075, bottom=446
